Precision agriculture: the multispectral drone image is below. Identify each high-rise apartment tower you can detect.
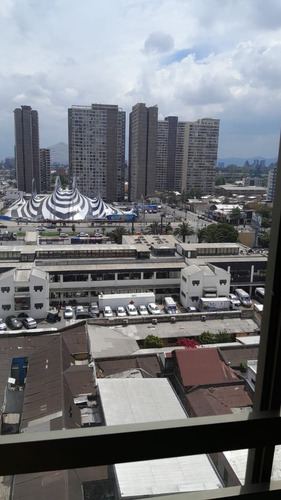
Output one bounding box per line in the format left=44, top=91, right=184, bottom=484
left=14, top=105, right=40, bottom=193
left=156, top=117, right=220, bottom=196
left=183, top=118, right=220, bottom=195
left=68, top=104, right=126, bottom=201
left=40, top=148, right=51, bottom=193
left=129, top=103, right=158, bottom=202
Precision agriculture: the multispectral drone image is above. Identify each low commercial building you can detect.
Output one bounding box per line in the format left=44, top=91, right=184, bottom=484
left=180, top=262, right=230, bottom=310
left=0, top=264, right=49, bottom=319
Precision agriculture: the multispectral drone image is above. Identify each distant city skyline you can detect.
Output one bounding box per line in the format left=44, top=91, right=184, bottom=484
left=0, top=1, right=281, bottom=160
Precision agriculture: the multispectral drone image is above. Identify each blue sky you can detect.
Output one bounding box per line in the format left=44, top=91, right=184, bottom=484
left=0, top=0, right=281, bottom=160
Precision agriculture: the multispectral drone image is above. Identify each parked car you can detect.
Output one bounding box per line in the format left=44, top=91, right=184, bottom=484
left=187, top=306, right=197, bottom=312
left=77, top=232, right=89, bottom=238
left=116, top=306, right=127, bottom=317
left=147, top=303, right=161, bottom=315
left=103, top=306, right=113, bottom=318
left=89, top=302, right=100, bottom=316
left=46, top=311, right=60, bottom=323
left=76, top=305, right=85, bottom=313
left=22, top=317, right=37, bottom=329
left=64, top=306, right=74, bottom=319
left=47, top=224, right=56, bottom=229
left=0, top=223, right=8, bottom=228
left=138, top=304, right=148, bottom=316
left=0, top=318, right=7, bottom=331
left=6, top=315, right=23, bottom=330
left=229, top=293, right=241, bottom=310
left=76, top=311, right=96, bottom=319
left=36, top=226, right=45, bottom=231
left=18, top=312, right=29, bottom=319
left=126, top=304, right=138, bottom=316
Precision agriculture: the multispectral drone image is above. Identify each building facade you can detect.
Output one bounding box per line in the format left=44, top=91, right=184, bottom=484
left=156, top=117, right=186, bottom=193
left=39, top=148, right=51, bottom=193
left=129, top=103, right=158, bottom=202
left=183, top=118, right=220, bottom=196
left=68, top=104, right=126, bottom=202
left=14, top=105, right=40, bottom=194
left=267, top=164, right=277, bottom=202
left=156, top=116, right=220, bottom=196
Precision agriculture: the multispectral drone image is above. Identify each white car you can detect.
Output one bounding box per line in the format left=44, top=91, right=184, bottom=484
left=138, top=304, right=148, bottom=315
left=77, top=232, right=89, bottom=238
left=147, top=303, right=161, bottom=315
left=103, top=306, right=113, bottom=318
left=116, top=306, right=127, bottom=317
left=64, top=306, right=73, bottom=319
left=76, top=305, right=84, bottom=313
left=126, top=304, right=138, bottom=316
left=0, top=318, right=7, bottom=331
left=229, top=293, right=241, bottom=309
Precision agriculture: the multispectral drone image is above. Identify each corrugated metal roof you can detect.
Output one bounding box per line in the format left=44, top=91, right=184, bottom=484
left=98, top=378, right=223, bottom=496
left=175, top=348, right=240, bottom=388
left=186, top=385, right=252, bottom=417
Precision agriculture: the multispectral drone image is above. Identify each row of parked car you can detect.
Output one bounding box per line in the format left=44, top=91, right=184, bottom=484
left=105, top=302, right=161, bottom=318
left=62, top=302, right=162, bottom=320
left=0, top=314, right=37, bottom=331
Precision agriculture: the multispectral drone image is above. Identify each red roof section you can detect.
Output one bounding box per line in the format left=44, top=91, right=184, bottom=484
left=175, top=348, right=240, bottom=387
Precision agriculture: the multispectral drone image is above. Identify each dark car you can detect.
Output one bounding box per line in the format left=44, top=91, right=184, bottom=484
left=89, top=302, right=100, bottom=316
left=6, top=315, right=23, bottom=330
left=46, top=311, right=60, bottom=323
left=76, top=311, right=96, bottom=320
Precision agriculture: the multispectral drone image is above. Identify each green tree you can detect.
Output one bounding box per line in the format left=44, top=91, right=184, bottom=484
left=148, top=222, right=161, bottom=235
left=230, top=207, right=241, bottom=225
left=197, top=223, right=238, bottom=243
left=215, top=175, right=226, bottom=186
left=109, top=226, right=130, bottom=244
left=258, top=232, right=270, bottom=248
left=198, top=331, right=215, bottom=344
left=174, top=222, right=195, bottom=243
left=72, top=223, right=76, bottom=233
left=144, top=335, right=164, bottom=348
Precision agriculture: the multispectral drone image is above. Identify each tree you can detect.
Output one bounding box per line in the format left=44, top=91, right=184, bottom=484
left=109, top=226, right=130, bottom=244
left=174, top=222, right=195, bottom=243
left=197, top=223, right=238, bottom=243
left=198, top=331, right=215, bottom=344
left=230, top=207, right=241, bottom=225
left=144, top=335, right=164, bottom=348
left=72, top=223, right=76, bottom=233
left=148, top=222, right=161, bottom=235
left=258, top=232, right=270, bottom=248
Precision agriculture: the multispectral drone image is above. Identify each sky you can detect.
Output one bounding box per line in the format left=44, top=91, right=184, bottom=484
left=1, top=0, right=281, bottom=161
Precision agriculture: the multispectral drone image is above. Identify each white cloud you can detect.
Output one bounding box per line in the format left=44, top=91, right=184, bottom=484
left=0, top=0, right=280, bottom=160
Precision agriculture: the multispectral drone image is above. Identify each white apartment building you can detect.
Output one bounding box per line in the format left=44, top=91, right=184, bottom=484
left=180, top=262, right=230, bottom=310
left=68, top=104, right=126, bottom=202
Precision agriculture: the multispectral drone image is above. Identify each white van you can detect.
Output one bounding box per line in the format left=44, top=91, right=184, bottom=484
left=235, top=288, right=252, bottom=308
left=163, top=297, right=177, bottom=314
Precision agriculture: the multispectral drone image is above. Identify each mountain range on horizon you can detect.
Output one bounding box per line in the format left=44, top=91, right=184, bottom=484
left=47, top=142, right=277, bottom=169
left=217, top=156, right=277, bottom=167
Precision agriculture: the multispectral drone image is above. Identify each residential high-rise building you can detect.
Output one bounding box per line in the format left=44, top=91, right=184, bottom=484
left=156, top=116, right=220, bottom=196
left=40, top=148, right=51, bottom=193
left=156, top=116, right=186, bottom=193
left=14, top=105, right=40, bottom=193
left=68, top=104, right=126, bottom=202
left=267, top=163, right=277, bottom=203
left=183, top=118, right=220, bottom=196
left=129, top=103, right=158, bottom=202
